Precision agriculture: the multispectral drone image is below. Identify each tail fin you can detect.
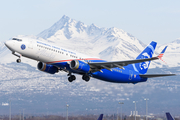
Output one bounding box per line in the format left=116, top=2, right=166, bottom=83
left=166, top=112, right=174, bottom=120
left=134, top=41, right=157, bottom=74
left=97, top=114, right=103, bottom=120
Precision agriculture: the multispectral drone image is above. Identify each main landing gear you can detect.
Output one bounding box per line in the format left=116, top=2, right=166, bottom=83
left=67, top=73, right=76, bottom=82
left=12, top=52, right=21, bottom=63
left=67, top=73, right=90, bottom=82
left=82, top=74, right=90, bottom=82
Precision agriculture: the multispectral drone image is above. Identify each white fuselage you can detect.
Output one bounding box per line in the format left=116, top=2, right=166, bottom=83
left=5, top=38, right=100, bottom=65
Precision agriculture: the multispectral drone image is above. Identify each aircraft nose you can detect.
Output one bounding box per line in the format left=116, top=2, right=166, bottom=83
left=4, top=41, right=10, bottom=47
left=4, top=40, right=14, bottom=50
left=4, top=41, right=7, bottom=46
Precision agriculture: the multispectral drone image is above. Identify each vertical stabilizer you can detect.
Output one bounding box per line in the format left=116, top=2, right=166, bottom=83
left=132, top=41, right=157, bottom=74
left=97, top=114, right=103, bottom=120
left=166, top=112, right=174, bottom=120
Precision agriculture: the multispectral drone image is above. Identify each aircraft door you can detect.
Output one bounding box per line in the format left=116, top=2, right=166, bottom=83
left=129, top=70, right=133, bottom=80
left=28, top=39, right=33, bottom=49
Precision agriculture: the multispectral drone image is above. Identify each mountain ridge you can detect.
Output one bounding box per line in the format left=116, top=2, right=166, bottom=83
left=37, top=15, right=146, bottom=61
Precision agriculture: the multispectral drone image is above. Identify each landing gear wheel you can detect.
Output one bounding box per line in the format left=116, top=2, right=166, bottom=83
left=71, top=75, right=76, bottom=80
left=16, top=59, right=21, bottom=63
left=68, top=75, right=76, bottom=82
left=82, top=75, right=90, bottom=82
left=68, top=77, right=73, bottom=82
left=84, top=76, right=90, bottom=82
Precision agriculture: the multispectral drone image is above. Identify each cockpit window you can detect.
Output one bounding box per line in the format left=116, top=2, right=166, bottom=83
left=12, top=38, right=22, bottom=41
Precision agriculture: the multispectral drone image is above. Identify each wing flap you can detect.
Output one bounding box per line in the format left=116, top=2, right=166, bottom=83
left=139, top=74, right=176, bottom=78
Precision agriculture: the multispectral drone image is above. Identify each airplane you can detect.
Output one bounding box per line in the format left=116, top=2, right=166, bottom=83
left=97, top=114, right=103, bottom=120
left=166, top=112, right=174, bottom=120
left=4, top=37, right=175, bottom=83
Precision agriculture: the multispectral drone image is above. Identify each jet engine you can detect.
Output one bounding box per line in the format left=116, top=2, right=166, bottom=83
left=37, top=62, right=58, bottom=74
left=70, top=60, right=90, bottom=73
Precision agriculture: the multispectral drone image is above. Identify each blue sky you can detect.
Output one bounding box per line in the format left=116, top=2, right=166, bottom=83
left=1, top=0, right=180, bottom=44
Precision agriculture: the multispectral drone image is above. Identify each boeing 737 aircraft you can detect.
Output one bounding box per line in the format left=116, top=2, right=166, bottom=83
left=4, top=37, right=175, bottom=83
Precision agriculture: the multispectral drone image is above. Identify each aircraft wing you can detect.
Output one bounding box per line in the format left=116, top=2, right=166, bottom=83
left=89, top=46, right=167, bottom=71
left=89, top=57, right=159, bottom=71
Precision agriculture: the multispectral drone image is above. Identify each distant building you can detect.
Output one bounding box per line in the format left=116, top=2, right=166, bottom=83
left=156, top=118, right=163, bottom=120
left=129, top=111, right=140, bottom=117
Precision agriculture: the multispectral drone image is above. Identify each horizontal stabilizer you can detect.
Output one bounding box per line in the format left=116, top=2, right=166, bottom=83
left=139, top=74, right=176, bottom=78
left=161, top=46, right=168, bottom=54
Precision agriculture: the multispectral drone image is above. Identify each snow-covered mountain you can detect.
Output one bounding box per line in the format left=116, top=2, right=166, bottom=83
left=37, top=15, right=179, bottom=68
left=1, top=15, right=179, bottom=68
left=38, top=15, right=146, bottom=61
left=0, top=15, right=180, bottom=115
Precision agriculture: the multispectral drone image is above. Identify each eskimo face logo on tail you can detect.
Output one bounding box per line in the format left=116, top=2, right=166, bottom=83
left=139, top=52, right=150, bottom=70
left=133, top=44, right=155, bottom=74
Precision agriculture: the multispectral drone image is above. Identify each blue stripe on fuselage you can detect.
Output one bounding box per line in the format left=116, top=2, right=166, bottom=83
left=50, top=59, right=147, bottom=83
left=92, top=68, right=147, bottom=83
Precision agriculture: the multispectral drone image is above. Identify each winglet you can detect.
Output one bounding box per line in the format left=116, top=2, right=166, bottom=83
left=166, top=112, right=174, bottom=120
left=158, top=46, right=167, bottom=63
left=161, top=46, right=168, bottom=53
left=97, top=114, right=103, bottom=120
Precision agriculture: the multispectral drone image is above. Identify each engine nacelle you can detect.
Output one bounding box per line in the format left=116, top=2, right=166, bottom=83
left=70, top=60, right=90, bottom=73
left=37, top=62, right=58, bottom=74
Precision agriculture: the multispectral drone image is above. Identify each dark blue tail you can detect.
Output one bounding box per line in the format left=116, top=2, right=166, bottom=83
left=97, top=114, right=103, bottom=120
left=166, top=112, right=174, bottom=120
left=133, top=41, right=157, bottom=74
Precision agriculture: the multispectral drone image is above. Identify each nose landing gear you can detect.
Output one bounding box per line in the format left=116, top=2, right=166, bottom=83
left=16, top=59, right=21, bottom=63
left=12, top=52, right=21, bottom=63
